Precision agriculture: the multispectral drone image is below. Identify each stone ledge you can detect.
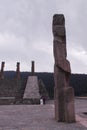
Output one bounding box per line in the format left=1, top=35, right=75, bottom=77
left=0, top=97, right=15, bottom=99
left=0, top=97, right=15, bottom=105
left=23, top=98, right=40, bottom=104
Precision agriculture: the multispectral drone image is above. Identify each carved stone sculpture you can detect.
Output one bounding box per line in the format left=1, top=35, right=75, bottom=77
left=52, top=14, right=75, bottom=122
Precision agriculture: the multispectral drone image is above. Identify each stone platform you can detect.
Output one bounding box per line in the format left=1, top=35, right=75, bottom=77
left=0, top=99, right=86, bottom=130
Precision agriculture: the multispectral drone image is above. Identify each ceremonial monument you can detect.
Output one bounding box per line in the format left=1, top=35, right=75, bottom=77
left=23, top=61, right=40, bottom=104
left=0, top=60, right=48, bottom=105
left=52, top=14, right=75, bottom=122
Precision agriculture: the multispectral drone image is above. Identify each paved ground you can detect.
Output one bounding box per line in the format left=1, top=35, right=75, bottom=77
left=0, top=98, right=86, bottom=130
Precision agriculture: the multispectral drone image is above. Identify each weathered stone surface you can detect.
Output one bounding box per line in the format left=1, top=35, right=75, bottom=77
left=39, top=79, right=49, bottom=100
left=53, top=14, right=75, bottom=122
left=64, top=87, right=75, bottom=122
left=53, top=14, right=65, bottom=25
left=0, top=78, right=23, bottom=104
left=23, top=76, right=40, bottom=104
left=0, top=97, right=15, bottom=105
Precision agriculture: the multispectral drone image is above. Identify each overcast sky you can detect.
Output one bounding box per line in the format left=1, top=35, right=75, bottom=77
left=0, top=0, right=87, bottom=73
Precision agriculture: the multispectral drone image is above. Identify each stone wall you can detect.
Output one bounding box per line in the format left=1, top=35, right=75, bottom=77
left=0, top=78, right=27, bottom=104
left=0, top=77, right=48, bottom=105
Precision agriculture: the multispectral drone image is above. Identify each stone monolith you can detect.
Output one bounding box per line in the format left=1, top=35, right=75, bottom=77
left=52, top=14, right=75, bottom=122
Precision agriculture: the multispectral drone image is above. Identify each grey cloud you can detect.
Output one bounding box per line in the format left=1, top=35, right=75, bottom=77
left=0, top=0, right=86, bottom=73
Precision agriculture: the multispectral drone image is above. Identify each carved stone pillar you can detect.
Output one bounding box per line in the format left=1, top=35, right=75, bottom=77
left=52, top=14, right=75, bottom=122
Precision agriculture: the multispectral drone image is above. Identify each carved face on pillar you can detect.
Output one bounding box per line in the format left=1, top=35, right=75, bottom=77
left=53, top=14, right=66, bottom=43
left=53, top=14, right=65, bottom=25
left=53, top=14, right=67, bottom=60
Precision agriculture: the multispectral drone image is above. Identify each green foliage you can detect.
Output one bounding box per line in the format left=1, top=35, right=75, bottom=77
left=70, top=74, right=87, bottom=96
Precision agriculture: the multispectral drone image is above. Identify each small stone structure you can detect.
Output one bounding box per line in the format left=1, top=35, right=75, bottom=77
left=23, top=61, right=40, bottom=104
left=0, top=62, right=5, bottom=79
left=16, top=62, right=20, bottom=80
left=52, top=14, right=75, bottom=122
left=31, top=61, right=35, bottom=76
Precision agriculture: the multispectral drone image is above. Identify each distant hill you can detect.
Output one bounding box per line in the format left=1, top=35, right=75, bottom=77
left=3, top=71, right=87, bottom=98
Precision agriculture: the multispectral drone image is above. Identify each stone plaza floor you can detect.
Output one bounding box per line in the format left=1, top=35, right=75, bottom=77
left=0, top=98, right=86, bottom=130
